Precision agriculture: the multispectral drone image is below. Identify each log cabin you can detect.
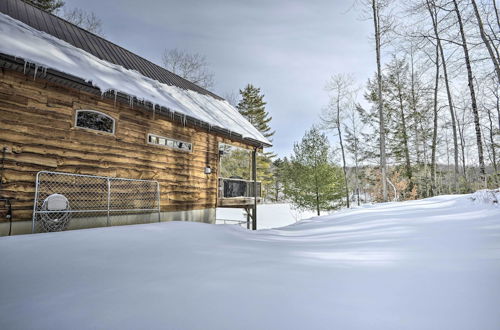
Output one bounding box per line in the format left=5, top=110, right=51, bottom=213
left=0, top=0, right=271, bottom=236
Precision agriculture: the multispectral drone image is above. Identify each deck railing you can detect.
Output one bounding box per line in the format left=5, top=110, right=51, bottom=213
left=218, top=178, right=261, bottom=199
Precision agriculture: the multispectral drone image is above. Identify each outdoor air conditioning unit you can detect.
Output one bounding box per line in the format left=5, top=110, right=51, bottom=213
left=39, top=193, right=71, bottom=232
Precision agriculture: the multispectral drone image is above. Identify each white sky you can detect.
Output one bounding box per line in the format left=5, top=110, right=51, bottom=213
left=63, top=0, right=376, bottom=157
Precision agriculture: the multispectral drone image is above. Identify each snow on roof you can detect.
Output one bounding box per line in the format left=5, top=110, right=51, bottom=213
left=0, top=13, right=271, bottom=146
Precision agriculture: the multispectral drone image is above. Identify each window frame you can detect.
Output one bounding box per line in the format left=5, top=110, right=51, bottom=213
left=74, top=110, right=116, bottom=135
left=147, top=133, right=193, bottom=153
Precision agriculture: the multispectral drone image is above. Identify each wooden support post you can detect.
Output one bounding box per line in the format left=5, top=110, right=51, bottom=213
left=252, top=148, right=257, bottom=230
left=246, top=207, right=250, bottom=230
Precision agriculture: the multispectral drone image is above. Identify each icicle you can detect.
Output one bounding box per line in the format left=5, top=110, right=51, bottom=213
left=153, top=106, right=155, bottom=120
left=23, top=60, right=27, bottom=75
left=43, top=67, right=47, bottom=77
left=33, top=64, right=38, bottom=80
left=113, top=90, right=117, bottom=107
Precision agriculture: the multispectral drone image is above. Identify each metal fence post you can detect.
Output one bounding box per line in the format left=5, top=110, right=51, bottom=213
left=107, top=178, right=111, bottom=226
left=31, top=171, right=41, bottom=233
left=157, top=182, right=161, bottom=222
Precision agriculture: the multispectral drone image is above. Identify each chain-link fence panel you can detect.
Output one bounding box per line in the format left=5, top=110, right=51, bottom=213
left=32, top=171, right=160, bottom=233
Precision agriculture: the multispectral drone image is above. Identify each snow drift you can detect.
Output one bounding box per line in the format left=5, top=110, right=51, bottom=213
left=0, top=193, right=499, bottom=330
left=470, top=189, right=499, bottom=204
left=0, top=13, right=270, bottom=145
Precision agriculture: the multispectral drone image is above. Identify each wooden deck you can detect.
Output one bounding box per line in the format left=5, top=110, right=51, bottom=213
left=217, top=177, right=261, bottom=208
left=217, top=197, right=260, bottom=208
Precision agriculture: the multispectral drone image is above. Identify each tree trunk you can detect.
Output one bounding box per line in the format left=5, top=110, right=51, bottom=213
left=486, top=105, right=498, bottom=186
left=494, top=85, right=500, bottom=131
left=452, top=0, right=486, bottom=182
left=493, top=0, right=500, bottom=32
left=275, top=179, right=279, bottom=202
left=371, top=0, right=388, bottom=201
left=456, top=110, right=468, bottom=188
left=421, top=118, right=430, bottom=197
left=409, top=46, right=422, bottom=168
left=336, top=96, right=350, bottom=208
left=426, top=0, right=460, bottom=193
left=430, top=40, right=439, bottom=196
left=314, top=158, right=320, bottom=216
left=315, top=186, right=320, bottom=216
left=395, top=67, right=413, bottom=193
left=471, top=0, right=500, bottom=83
left=353, top=117, right=361, bottom=206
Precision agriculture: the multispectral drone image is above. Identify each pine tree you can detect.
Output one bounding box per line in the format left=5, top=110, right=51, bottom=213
left=271, top=158, right=284, bottom=202
left=361, top=61, right=433, bottom=200
left=383, top=57, right=414, bottom=194
left=236, top=84, right=275, bottom=200
left=25, top=0, right=65, bottom=13
left=237, top=84, right=275, bottom=139
left=281, top=127, right=344, bottom=215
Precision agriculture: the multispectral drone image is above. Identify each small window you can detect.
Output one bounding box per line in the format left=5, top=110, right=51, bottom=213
left=148, top=133, right=192, bottom=152
left=75, top=110, right=115, bottom=134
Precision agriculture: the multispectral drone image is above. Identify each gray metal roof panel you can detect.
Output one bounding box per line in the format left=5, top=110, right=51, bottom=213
left=0, top=0, right=223, bottom=100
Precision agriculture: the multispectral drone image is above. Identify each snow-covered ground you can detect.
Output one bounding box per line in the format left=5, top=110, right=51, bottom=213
left=216, top=203, right=319, bottom=229
left=1, top=192, right=499, bottom=330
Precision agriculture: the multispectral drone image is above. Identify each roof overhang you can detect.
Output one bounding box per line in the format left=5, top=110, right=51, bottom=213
left=0, top=54, right=272, bottom=149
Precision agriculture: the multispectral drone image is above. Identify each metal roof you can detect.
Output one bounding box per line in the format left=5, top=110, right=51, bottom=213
left=0, top=0, right=223, bottom=100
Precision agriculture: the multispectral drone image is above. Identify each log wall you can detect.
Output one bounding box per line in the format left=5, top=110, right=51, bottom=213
left=0, top=69, right=252, bottom=225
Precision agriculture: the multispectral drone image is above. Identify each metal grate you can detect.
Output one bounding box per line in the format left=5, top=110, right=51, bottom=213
left=218, top=178, right=261, bottom=198
left=32, top=171, right=161, bottom=233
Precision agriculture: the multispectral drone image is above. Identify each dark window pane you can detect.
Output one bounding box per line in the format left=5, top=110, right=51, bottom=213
left=76, top=111, right=114, bottom=133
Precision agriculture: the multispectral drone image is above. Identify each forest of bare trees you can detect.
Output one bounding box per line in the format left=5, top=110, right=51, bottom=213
left=322, top=0, right=499, bottom=203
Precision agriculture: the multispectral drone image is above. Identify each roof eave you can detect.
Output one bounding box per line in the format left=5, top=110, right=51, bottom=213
left=0, top=54, right=272, bottom=149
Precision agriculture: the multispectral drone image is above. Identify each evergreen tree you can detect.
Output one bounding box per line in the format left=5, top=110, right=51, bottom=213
left=236, top=84, right=275, bottom=200
left=383, top=57, right=414, bottom=194
left=237, top=84, right=275, bottom=139
left=270, top=158, right=284, bottom=202
left=281, top=127, right=344, bottom=215
left=360, top=61, right=434, bottom=200
left=219, top=144, right=252, bottom=180
left=256, top=153, right=274, bottom=200
left=25, top=0, right=64, bottom=13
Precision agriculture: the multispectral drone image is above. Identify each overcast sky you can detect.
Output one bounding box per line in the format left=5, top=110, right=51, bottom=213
left=64, top=0, right=375, bottom=157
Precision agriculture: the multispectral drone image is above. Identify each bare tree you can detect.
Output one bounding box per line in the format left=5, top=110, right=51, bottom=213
left=425, top=0, right=460, bottom=192
left=430, top=41, right=440, bottom=196
left=62, top=8, right=104, bottom=36
left=162, top=49, right=215, bottom=89
left=370, top=0, right=392, bottom=201
left=451, top=0, right=486, bottom=182
left=322, top=74, right=357, bottom=208
left=482, top=81, right=499, bottom=186
left=25, top=0, right=64, bottom=13
left=223, top=91, right=239, bottom=107
left=470, top=0, right=500, bottom=82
